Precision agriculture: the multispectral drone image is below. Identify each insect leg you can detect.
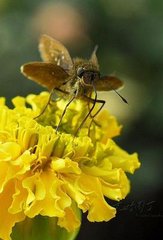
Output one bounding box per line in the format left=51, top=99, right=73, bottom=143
left=83, top=95, right=105, bottom=135
left=56, top=95, right=76, bottom=132
left=90, top=99, right=105, bottom=118
left=87, top=95, right=97, bottom=125
left=55, top=88, right=69, bottom=95
left=74, top=84, right=97, bottom=137
left=34, top=88, right=70, bottom=120
left=34, top=89, right=54, bottom=119
left=84, top=95, right=105, bottom=118
left=89, top=98, right=105, bottom=132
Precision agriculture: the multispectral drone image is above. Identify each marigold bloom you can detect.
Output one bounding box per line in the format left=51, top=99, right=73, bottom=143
left=0, top=92, right=140, bottom=240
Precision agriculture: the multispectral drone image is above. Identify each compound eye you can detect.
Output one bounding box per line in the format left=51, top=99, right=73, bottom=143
left=77, top=67, right=85, bottom=78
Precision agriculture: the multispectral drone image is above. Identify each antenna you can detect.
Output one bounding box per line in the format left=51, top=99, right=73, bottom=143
left=114, top=90, right=128, bottom=104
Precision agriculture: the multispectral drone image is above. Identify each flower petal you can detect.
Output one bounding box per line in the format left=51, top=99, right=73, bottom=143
left=108, top=141, right=141, bottom=173
left=0, top=180, right=25, bottom=240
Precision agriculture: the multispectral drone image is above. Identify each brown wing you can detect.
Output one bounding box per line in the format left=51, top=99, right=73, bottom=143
left=21, top=62, right=69, bottom=90
left=90, top=45, right=99, bottom=70
left=94, top=75, right=123, bottom=91
left=39, top=35, right=73, bottom=70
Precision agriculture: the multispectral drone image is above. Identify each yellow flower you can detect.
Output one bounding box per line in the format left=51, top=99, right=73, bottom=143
left=0, top=92, right=140, bottom=240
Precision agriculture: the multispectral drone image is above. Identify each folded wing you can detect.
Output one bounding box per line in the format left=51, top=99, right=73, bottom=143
left=39, top=35, right=73, bottom=71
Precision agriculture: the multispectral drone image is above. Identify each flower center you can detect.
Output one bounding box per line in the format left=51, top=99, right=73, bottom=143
left=30, top=157, right=51, bottom=173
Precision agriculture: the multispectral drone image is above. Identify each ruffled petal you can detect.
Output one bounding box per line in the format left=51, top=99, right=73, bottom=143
left=77, top=174, right=116, bottom=221
left=0, top=181, right=25, bottom=240
left=58, top=206, right=81, bottom=231
left=108, top=140, right=141, bottom=173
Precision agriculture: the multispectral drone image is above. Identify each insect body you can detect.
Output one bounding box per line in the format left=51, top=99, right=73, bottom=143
left=21, top=35, right=125, bottom=135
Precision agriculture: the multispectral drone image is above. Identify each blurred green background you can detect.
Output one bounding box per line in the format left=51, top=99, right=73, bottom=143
left=0, top=0, right=162, bottom=239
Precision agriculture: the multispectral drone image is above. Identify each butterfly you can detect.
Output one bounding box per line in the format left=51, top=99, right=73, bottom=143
left=21, top=34, right=126, bottom=135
